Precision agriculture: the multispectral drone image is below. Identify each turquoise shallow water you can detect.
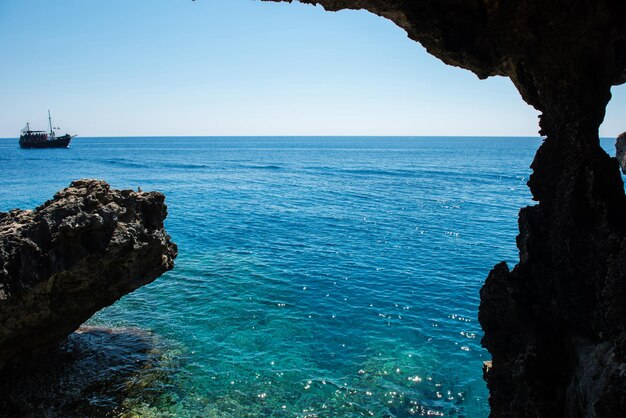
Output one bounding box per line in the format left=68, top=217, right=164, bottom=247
left=2, top=136, right=615, bottom=417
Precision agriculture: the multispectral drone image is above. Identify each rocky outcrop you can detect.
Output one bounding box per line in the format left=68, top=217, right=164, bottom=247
left=0, top=179, right=177, bottom=370
left=268, top=1, right=626, bottom=416
left=616, top=132, right=626, bottom=174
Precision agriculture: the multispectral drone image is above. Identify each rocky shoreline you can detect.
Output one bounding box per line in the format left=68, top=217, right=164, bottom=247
left=0, top=180, right=177, bottom=372
left=2, top=0, right=626, bottom=415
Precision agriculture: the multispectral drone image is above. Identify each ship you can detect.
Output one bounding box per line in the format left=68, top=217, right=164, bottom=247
left=19, top=110, right=75, bottom=149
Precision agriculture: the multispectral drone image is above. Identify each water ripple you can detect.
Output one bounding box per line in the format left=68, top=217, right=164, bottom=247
left=0, top=136, right=574, bottom=417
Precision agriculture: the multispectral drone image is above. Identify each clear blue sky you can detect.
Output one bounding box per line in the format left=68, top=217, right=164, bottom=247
left=0, top=0, right=623, bottom=137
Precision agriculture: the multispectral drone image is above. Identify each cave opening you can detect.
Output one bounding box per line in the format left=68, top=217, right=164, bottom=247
left=1, top=0, right=625, bottom=416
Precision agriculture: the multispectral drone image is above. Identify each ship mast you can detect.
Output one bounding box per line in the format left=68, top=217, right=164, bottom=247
left=48, top=110, right=54, bottom=138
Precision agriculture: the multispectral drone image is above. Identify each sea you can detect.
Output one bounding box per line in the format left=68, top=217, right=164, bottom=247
left=0, top=136, right=619, bottom=417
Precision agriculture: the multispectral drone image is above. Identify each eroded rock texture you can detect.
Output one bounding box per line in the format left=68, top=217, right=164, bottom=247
left=269, top=1, right=626, bottom=416
left=616, top=132, right=626, bottom=174
left=0, top=179, right=177, bottom=371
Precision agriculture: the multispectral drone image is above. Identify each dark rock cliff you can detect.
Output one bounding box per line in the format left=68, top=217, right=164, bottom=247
left=616, top=132, right=626, bottom=174
left=0, top=179, right=177, bottom=370
left=270, top=1, right=626, bottom=416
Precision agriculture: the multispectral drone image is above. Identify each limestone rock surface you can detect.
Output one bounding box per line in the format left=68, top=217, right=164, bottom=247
left=0, top=179, right=177, bottom=370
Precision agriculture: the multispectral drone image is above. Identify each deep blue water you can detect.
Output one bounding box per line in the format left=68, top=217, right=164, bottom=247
left=1, top=136, right=616, bottom=417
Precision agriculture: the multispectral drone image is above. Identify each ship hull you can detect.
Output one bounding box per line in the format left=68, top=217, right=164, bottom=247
left=19, top=135, right=72, bottom=149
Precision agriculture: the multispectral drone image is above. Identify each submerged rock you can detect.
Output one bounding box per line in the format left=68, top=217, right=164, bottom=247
left=0, top=179, right=177, bottom=370
left=0, top=326, right=177, bottom=418
left=616, top=132, right=626, bottom=174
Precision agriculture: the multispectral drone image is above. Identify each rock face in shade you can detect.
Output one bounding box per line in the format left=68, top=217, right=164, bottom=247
left=0, top=179, right=177, bottom=370
left=0, top=326, right=171, bottom=418
left=267, top=1, right=626, bottom=416
left=616, top=132, right=626, bottom=174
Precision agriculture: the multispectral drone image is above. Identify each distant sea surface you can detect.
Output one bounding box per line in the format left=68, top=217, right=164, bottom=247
left=0, top=136, right=619, bottom=417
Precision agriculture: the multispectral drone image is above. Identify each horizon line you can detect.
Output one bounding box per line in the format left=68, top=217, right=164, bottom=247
left=2, top=134, right=551, bottom=139
left=0, top=134, right=621, bottom=140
